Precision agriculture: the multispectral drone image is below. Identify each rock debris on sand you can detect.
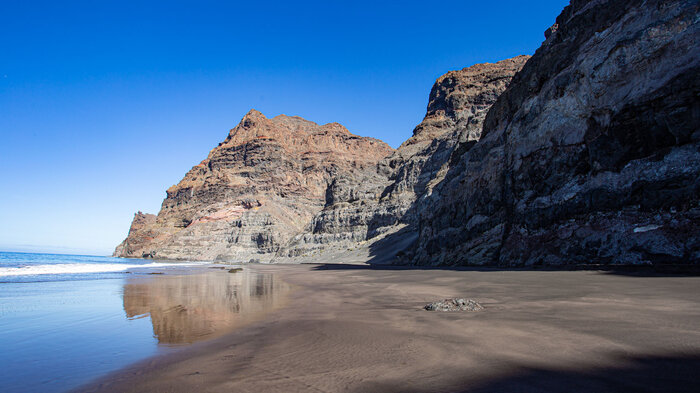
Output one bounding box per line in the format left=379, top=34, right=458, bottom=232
left=424, top=298, right=484, bottom=312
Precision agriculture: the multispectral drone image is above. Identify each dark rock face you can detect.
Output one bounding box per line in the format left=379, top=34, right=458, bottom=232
left=114, top=111, right=393, bottom=261
left=383, top=56, right=532, bottom=225
left=411, top=0, right=700, bottom=266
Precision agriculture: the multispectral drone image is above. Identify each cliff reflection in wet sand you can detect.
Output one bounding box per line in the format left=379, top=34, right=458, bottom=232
left=122, top=269, right=290, bottom=344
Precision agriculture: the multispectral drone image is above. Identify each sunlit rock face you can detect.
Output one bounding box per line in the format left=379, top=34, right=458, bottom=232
left=114, top=111, right=393, bottom=262
left=122, top=270, right=291, bottom=344
left=411, top=0, right=700, bottom=266
left=113, top=212, right=157, bottom=258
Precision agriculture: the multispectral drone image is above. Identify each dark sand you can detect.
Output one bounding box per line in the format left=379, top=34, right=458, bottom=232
left=83, top=264, right=700, bottom=392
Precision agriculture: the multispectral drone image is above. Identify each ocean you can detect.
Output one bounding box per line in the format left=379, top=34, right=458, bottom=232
left=0, top=252, right=208, bottom=392
left=0, top=252, right=198, bottom=283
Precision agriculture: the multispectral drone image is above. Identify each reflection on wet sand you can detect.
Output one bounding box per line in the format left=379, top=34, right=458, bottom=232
left=122, top=269, right=290, bottom=344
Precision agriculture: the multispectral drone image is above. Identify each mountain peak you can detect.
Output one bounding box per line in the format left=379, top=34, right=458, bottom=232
left=115, top=110, right=393, bottom=261
left=243, top=108, right=266, bottom=118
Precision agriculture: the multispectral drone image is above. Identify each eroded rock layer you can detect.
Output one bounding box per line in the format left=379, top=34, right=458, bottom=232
left=114, top=110, right=392, bottom=261
left=411, top=0, right=700, bottom=265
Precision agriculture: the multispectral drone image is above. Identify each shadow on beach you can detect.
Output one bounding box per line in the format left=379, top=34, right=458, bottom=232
left=308, top=223, right=700, bottom=277
left=359, top=353, right=700, bottom=393
left=310, top=262, right=700, bottom=277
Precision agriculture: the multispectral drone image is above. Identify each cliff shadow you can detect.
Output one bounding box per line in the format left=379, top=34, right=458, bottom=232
left=364, top=224, right=418, bottom=265
left=352, top=353, right=700, bottom=393
left=310, top=260, right=700, bottom=276
left=362, top=142, right=458, bottom=266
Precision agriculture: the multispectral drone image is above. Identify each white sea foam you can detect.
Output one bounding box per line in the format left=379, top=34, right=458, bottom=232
left=0, top=262, right=204, bottom=277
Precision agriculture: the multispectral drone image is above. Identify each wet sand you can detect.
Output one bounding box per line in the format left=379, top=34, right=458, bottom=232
left=83, top=264, right=700, bottom=392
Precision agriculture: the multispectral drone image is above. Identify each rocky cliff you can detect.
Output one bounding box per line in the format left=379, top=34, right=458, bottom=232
left=116, top=0, right=699, bottom=266
left=279, top=56, right=530, bottom=262
left=409, top=0, right=700, bottom=265
left=114, top=110, right=393, bottom=261
left=114, top=211, right=157, bottom=257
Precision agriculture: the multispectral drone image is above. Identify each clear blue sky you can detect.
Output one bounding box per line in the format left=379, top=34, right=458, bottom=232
left=0, top=0, right=569, bottom=255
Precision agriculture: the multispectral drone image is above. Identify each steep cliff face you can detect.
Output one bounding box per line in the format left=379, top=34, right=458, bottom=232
left=281, top=57, right=529, bottom=261
left=115, top=110, right=393, bottom=261
left=383, top=56, right=532, bottom=225
left=113, top=211, right=157, bottom=258
left=412, top=0, right=700, bottom=265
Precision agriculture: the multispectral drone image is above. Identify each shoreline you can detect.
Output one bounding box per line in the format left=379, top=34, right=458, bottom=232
left=81, top=263, right=700, bottom=392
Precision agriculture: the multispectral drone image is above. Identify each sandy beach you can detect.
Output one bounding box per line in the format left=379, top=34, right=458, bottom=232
left=79, top=264, right=700, bottom=392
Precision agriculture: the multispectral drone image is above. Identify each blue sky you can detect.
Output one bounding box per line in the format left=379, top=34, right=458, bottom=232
left=0, top=0, right=569, bottom=255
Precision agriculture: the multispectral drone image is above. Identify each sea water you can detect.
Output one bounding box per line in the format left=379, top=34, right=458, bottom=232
left=0, top=251, right=289, bottom=393
left=0, top=252, right=205, bottom=392
left=0, top=252, right=198, bottom=282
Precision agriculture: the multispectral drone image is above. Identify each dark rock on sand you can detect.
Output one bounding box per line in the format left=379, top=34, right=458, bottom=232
left=424, top=298, right=484, bottom=312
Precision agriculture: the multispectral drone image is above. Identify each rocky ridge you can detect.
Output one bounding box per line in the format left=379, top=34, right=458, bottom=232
left=114, top=111, right=393, bottom=261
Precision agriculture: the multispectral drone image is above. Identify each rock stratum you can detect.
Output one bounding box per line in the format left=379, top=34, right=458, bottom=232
left=116, top=0, right=699, bottom=265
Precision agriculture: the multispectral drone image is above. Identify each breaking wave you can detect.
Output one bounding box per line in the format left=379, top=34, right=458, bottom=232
left=0, top=262, right=203, bottom=277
